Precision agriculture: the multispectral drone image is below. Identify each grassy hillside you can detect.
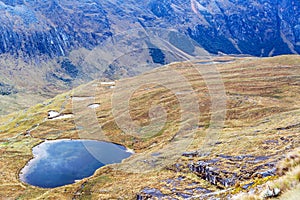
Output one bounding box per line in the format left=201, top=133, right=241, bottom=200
left=0, top=55, right=299, bottom=199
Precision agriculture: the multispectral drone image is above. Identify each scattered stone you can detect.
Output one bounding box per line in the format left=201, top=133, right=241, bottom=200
left=247, top=156, right=271, bottom=164
left=264, top=140, right=278, bottom=144
left=242, top=182, right=254, bottom=190
left=174, top=163, right=182, bottom=172
left=137, top=188, right=165, bottom=200
left=218, top=154, right=253, bottom=161
left=176, top=176, right=185, bottom=181
left=276, top=123, right=300, bottom=130
left=193, top=187, right=212, bottom=194
left=206, top=158, right=220, bottom=164
left=176, top=192, right=192, bottom=198
left=261, top=187, right=280, bottom=198
left=182, top=151, right=198, bottom=157
left=257, top=168, right=276, bottom=178
left=218, top=154, right=233, bottom=159
left=262, top=119, right=270, bottom=123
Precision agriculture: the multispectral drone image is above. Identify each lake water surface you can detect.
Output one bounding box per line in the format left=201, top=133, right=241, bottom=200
left=20, top=139, right=132, bottom=188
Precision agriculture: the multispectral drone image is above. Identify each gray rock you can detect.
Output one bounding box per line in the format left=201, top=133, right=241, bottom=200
left=261, top=187, right=281, bottom=198
left=137, top=188, right=165, bottom=200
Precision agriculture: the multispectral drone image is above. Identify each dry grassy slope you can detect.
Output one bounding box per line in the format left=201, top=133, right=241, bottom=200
left=0, top=55, right=72, bottom=115
left=0, top=55, right=299, bottom=199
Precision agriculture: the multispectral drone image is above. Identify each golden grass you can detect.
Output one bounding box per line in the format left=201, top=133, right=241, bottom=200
left=0, top=55, right=299, bottom=199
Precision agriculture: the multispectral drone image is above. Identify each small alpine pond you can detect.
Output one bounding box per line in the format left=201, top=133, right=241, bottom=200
left=20, top=139, right=133, bottom=188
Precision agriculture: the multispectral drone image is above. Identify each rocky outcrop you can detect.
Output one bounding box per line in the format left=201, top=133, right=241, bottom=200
left=186, top=0, right=300, bottom=56
left=0, top=0, right=111, bottom=58
left=186, top=154, right=278, bottom=188
left=189, top=161, right=236, bottom=188
left=0, top=82, right=17, bottom=95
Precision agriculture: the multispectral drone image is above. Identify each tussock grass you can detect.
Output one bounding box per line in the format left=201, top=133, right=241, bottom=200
left=271, top=149, right=300, bottom=193
left=277, top=149, right=300, bottom=176
left=0, top=55, right=300, bottom=199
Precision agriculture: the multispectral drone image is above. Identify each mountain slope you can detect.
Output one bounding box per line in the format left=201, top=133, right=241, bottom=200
left=0, top=0, right=299, bottom=58
left=0, top=0, right=299, bottom=115
left=0, top=55, right=299, bottom=199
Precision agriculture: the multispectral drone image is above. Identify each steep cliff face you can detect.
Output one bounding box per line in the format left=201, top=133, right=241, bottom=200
left=0, top=0, right=111, bottom=58
left=138, top=0, right=300, bottom=56
left=0, top=0, right=299, bottom=58
left=186, top=0, right=300, bottom=56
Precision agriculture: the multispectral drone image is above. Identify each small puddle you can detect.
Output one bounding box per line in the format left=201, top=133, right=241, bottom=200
left=88, top=104, right=100, bottom=109
left=72, top=96, right=94, bottom=101
left=19, top=139, right=132, bottom=188
left=48, top=111, right=73, bottom=120
left=100, top=81, right=115, bottom=85
left=48, top=111, right=60, bottom=119
left=50, top=114, right=73, bottom=120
